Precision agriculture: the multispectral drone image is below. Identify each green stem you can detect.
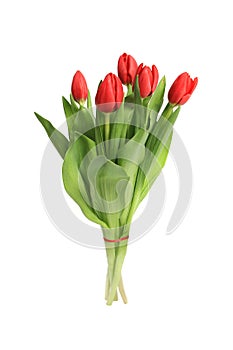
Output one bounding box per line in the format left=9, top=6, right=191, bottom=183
left=118, top=275, right=128, bottom=304
left=106, top=244, right=128, bottom=306
left=161, top=102, right=174, bottom=119
left=105, top=246, right=118, bottom=301
left=95, top=110, right=105, bottom=155
left=105, top=113, right=110, bottom=140
left=105, top=271, right=110, bottom=300
left=104, top=113, right=110, bottom=157
left=127, top=84, right=133, bottom=96
left=87, top=90, right=92, bottom=109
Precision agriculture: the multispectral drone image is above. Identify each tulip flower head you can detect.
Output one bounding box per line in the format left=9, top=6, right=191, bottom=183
left=168, top=72, right=198, bottom=105
left=135, top=63, right=159, bottom=98
left=95, top=73, right=124, bottom=113
left=118, top=53, right=138, bottom=85
left=71, top=70, right=88, bottom=103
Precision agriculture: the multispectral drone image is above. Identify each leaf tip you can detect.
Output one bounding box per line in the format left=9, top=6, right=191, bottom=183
left=34, top=111, right=42, bottom=120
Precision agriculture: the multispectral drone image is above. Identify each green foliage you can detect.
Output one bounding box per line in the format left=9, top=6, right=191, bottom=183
left=62, top=133, right=107, bottom=227
left=147, top=76, right=166, bottom=114
left=73, top=108, right=95, bottom=141
left=35, top=89, right=181, bottom=229
left=35, top=74, right=186, bottom=306
left=62, top=96, right=74, bottom=142
left=34, top=112, right=69, bottom=159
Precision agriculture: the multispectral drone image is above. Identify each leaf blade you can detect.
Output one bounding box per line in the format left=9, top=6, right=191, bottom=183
left=34, top=112, right=69, bottom=159
left=147, top=76, right=166, bottom=114
left=62, top=134, right=107, bottom=227
left=62, top=96, right=75, bottom=142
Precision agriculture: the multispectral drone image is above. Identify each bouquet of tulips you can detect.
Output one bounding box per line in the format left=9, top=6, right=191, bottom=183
left=35, top=53, right=198, bottom=305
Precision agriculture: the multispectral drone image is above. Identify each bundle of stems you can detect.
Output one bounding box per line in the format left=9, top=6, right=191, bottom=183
left=35, top=54, right=197, bottom=305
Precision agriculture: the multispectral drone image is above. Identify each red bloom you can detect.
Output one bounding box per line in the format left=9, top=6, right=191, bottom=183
left=136, top=64, right=159, bottom=98
left=95, top=73, right=124, bottom=113
left=71, top=70, right=88, bottom=102
left=118, top=53, right=138, bottom=85
left=168, top=72, right=198, bottom=105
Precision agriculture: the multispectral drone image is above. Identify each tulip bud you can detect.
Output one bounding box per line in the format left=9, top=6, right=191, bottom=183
left=118, top=53, right=138, bottom=85
left=168, top=72, right=198, bottom=105
left=71, top=70, right=88, bottom=103
left=95, top=73, right=124, bottom=113
left=135, top=63, right=159, bottom=98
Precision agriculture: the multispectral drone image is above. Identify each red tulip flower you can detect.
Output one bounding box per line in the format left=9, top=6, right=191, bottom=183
left=95, top=73, right=124, bottom=113
left=71, top=70, right=88, bottom=103
left=168, top=72, right=198, bottom=105
left=118, top=53, right=138, bottom=85
left=136, top=64, right=159, bottom=98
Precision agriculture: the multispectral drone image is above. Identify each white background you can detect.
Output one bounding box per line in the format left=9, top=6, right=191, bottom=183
left=1, top=0, right=233, bottom=349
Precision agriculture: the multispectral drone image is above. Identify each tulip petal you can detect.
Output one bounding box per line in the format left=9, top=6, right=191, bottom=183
left=118, top=53, right=128, bottom=85
left=127, top=55, right=138, bottom=84
left=151, top=65, right=159, bottom=93
left=139, top=66, right=153, bottom=98
left=168, top=72, right=189, bottom=104
left=95, top=73, right=123, bottom=113
left=137, top=63, right=143, bottom=75
left=71, top=70, right=88, bottom=102
left=179, top=94, right=191, bottom=105
left=189, top=77, right=198, bottom=94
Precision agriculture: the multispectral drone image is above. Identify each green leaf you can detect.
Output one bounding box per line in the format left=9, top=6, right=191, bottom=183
left=124, top=94, right=134, bottom=104
left=62, top=134, right=107, bottom=227
left=117, top=129, right=147, bottom=173
left=117, top=129, right=148, bottom=224
left=147, top=76, right=166, bottom=114
left=134, top=76, right=142, bottom=105
left=128, top=101, right=148, bottom=133
left=143, top=96, right=151, bottom=107
left=168, top=106, right=181, bottom=125
left=94, top=109, right=105, bottom=155
left=146, top=77, right=167, bottom=131
left=88, top=157, right=130, bottom=227
left=97, top=160, right=129, bottom=207
left=140, top=115, right=174, bottom=200
left=141, top=133, right=172, bottom=201
left=108, top=104, right=134, bottom=159
left=62, top=96, right=75, bottom=142
left=125, top=114, right=175, bottom=223
left=138, top=108, right=181, bottom=201
left=62, top=96, right=73, bottom=118
left=70, top=93, right=79, bottom=113
left=34, top=112, right=69, bottom=159
left=73, top=108, right=95, bottom=141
